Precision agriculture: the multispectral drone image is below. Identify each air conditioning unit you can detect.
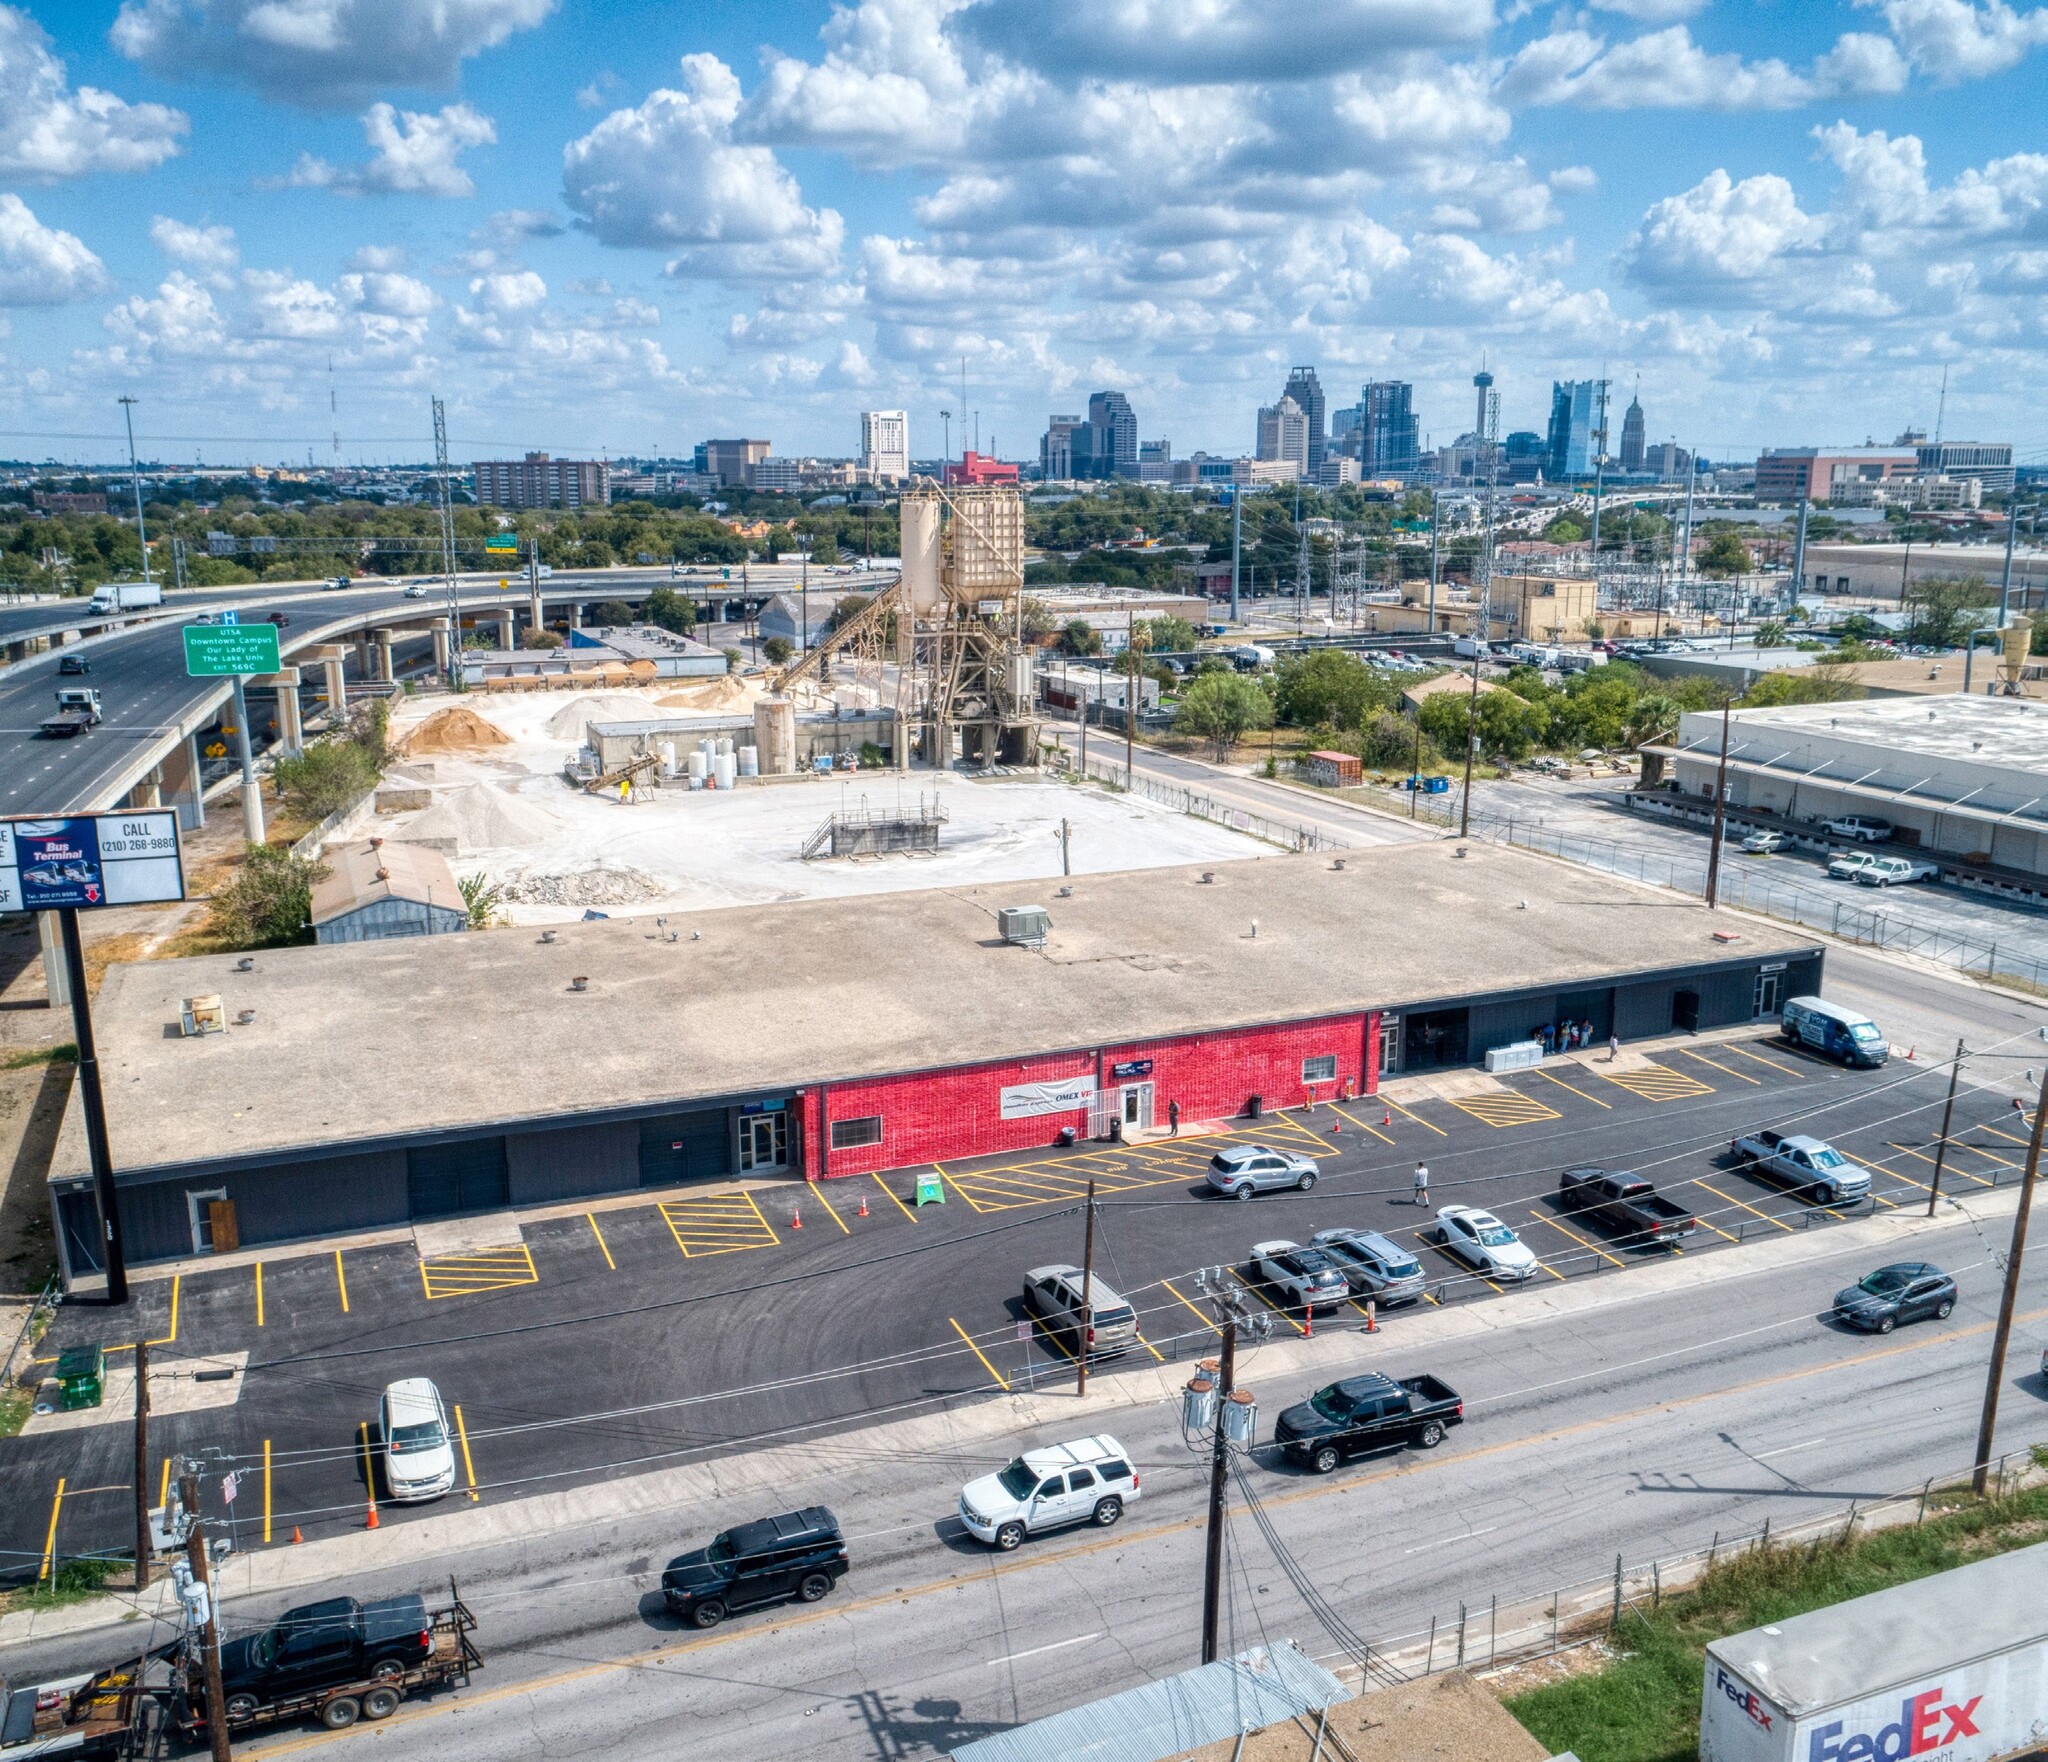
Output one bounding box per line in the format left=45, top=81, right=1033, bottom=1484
left=997, top=906, right=1050, bottom=948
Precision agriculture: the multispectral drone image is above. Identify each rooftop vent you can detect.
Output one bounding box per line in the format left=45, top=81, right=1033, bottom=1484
left=369, top=835, right=384, bottom=849
left=570, top=975, right=590, bottom=992
left=374, top=867, right=390, bottom=881
left=234, top=957, right=254, bottom=973
left=1332, top=858, right=1346, bottom=871
left=540, top=929, right=558, bottom=944
left=1201, top=871, right=1216, bottom=884
left=235, top=1008, right=256, bottom=1025
left=997, top=905, right=1051, bottom=948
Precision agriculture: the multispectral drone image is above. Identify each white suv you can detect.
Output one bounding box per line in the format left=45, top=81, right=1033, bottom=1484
left=958, top=1435, right=1140, bottom=1551
left=378, top=1377, right=456, bottom=1502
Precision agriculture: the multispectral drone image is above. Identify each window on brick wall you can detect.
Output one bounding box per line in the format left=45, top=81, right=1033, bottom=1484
left=1302, top=1055, right=1338, bottom=1083
left=830, top=1115, right=883, bottom=1150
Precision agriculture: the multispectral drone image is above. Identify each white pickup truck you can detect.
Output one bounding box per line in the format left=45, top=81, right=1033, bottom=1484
left=1822, top=815, right=1894, bottom=843
left=1729, top=1129, right=1872, bottom=1206
left=1854, top=855, right=1940, bottom=887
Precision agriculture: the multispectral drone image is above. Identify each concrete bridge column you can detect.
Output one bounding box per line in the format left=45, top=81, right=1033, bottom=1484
left=161, top=732, right=204, bottom=830
left=566, top=598, right=581, bottom=629
left=324, top=657, right=346, bottom=714
left=529, top=587, right=544, bottom=633
left=495, top=611, right=515, bottom=649
left=373, top=636, right=394, bottom=683
left=254, top=669, right=303, bottom=752
left=127, top=769, right=162, bottom=809
left=432, top=625, right=451, bottom=673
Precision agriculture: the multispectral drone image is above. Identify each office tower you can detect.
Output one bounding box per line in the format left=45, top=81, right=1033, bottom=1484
left=1086, top=390, right=1138, bottom=478
left=1282, top=367, right=1327, bottom=476
left=1256, top=397, right=1309, bottom=476
left=473, top=452, right=610, bottom=508
left=1041, top=414, right=1084, bottom=480
left=859, top=410, right=909, bottom=481
left=1619, top=390, right=1645, bottom=473
left=1360, top=381, right=1420, bottom=475
left=1547, top=381, right=1598, bottom=479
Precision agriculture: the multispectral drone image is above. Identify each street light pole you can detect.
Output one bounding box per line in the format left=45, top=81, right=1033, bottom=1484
left=118, top=398, right=153, bottom=587
left=1704, top=693, right=1733, bottom=908
left=1972, top=1062, right=2045, bottom=1497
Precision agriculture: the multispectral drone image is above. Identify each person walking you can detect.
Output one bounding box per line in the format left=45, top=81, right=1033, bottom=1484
left=1607, top=1032, right=1620, bottom=1062
left=1168, top=1098, right=1181, bottom=1137
left=1412, top=1161, right=1431, bottom=1208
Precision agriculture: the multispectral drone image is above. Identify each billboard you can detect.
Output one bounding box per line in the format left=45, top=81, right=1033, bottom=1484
left=0, top=813, right=186, bottom=913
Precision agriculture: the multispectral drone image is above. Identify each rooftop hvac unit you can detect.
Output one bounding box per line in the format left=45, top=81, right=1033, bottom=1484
left=181, top=994, right=227, bottom=1037
left=997, top=905, right=1051, bottom=948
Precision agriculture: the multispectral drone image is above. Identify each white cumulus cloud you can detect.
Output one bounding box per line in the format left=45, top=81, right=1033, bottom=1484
left=288, top=103, right=496, bottom=197
left=469, top=269, right=547, bottom=312
left=1858, top=0, right=2048, bottom=82
left=0, top=5, right=186, bottom=180
left=1502, top=23, right=1912, bottom=109
left=110, top=0, right=556, bottom=107
left=0, top=192, right=107, bottom=304
left=563, top=54, right=845, bottom=281
left=1625, top=169, right=1825, bottom=288
left=149, top=215, right=236, bottom=272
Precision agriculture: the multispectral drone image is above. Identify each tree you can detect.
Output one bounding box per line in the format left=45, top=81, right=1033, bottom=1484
left=1357, top=708, right=1432, bottom=771
left=1021, top=596, right=1058, bottom=640
left=828, top=594, right=871, bottom=632
left=1623, top=693, right=1680, bottom=749
left=1173, top=672, right=1272, bottom=759
left=1417, top=686, right=1547, bottom=762
left=1698, top=531, right=1751, bottom=577
left=1755, top=620, right=1788, bottom=648
left=1902, top=574, right=1993, bottom=649
left=594, top=599, right=635, bottom=625
left=207, top=844, right=325, bottom=948
left=1542, top=514, right=1587, bottom=545
left=722, top=646, right=742, bottom=673
left=457, top=872, right=502, bottom=930
left=810, top=531, right=840, bottom=565
left=1138, top=613, right=1201, bottom=654
left=1271, top=648, right=1398, bottom=730
left=1058, top=618, right=1103, bottom=656
left=644, top=584, right=696, bottom=635
left=272, top=737, right=379, bottom=820
left=763, top=635, right=793, bottom=664
left=1742, top=658, right=1865, bottom=706
left=521, top=627, right=564, bottom=649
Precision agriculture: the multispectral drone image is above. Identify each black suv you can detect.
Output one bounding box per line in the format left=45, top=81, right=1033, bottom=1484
left=662, top=1507, right=847, bottom=1629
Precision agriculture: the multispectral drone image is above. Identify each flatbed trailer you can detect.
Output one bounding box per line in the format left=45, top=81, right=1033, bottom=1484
left=1, top=1663, right=148, bottom=1759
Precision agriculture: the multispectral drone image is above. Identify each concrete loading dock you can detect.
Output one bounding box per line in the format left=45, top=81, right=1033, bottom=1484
left=47, top=842, right=1820, bottom=1277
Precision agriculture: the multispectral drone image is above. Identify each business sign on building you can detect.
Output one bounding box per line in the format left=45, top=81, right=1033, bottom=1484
left=999, top=1074, right=1097, bottom=1120
left=1110, top=1059, right=1155, bottom=1080
left=183, top=624, right=281, bottom=677
left=0, top=813, right=185, bottom=912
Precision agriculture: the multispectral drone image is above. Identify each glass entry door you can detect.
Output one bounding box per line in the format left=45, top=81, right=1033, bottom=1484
left=740, top=1110, right=789, bottom=1171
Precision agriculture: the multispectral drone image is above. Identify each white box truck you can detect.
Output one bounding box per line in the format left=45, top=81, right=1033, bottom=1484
left=1700, top=1539, right=2048, bottom=1762
left=86, top=580, right=162, bottom=613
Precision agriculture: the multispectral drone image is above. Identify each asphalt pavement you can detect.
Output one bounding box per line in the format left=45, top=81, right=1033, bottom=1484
left=10, top=1024, right=2039, bottom=1589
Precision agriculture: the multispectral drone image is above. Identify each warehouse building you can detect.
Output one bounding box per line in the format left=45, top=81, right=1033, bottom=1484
left=1647, top=695, right=2048, bottom=879
left=48, top=844, right=1821, bottom=1275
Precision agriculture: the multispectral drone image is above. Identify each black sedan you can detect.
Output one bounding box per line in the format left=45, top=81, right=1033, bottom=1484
left=1832, top=1262, right=1955, bottom=1334
left=58, top=654, right=89, bottom=674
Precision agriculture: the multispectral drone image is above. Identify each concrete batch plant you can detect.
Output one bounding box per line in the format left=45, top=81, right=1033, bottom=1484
left=47, top=841, right=1822, bottom=1277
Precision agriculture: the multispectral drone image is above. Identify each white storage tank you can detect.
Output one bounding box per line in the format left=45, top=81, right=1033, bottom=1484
left=659, top=741, right=676, bottom=777
left=687, top=750, right=707, bottom=781
left=738, top=745, right=759, bottom=777
left=715, top=753, right=738, bottom=790
left=900, top=485, right=943, bottom=613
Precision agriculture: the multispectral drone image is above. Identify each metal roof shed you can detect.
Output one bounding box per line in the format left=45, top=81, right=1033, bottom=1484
left=949, top=1642, right=1348, bottom=1762
left=310, top=839, right=467, bottom=944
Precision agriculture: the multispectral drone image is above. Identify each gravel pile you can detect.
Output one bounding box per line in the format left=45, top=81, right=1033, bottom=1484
left=545, top=693, right=663, bottom=740
left=394, top=782, right=561, bottom=852
left=500, top=866, right=669, bottom=907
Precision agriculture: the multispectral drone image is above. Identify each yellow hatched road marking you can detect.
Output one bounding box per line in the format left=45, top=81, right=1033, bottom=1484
left=420, top=1244, right=539, bottom=1299
left=660, top=1195, right=781, bottom=1257
left=1602, top=1064, right=1714, bottom=1102
left=1448, top=1091, right=1561, bottom=1129
left=1530, top=1067, right=1611, bottom=1109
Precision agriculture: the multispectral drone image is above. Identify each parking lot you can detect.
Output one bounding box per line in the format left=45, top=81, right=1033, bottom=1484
left=6, top=1030, right=2032, bottom=1584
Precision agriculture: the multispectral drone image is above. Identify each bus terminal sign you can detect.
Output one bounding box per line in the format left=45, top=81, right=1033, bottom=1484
left=0, top=813, right=186, bottom=912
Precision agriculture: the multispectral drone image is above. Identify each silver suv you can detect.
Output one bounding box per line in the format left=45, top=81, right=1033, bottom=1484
left=1022, top=1265, right=1138, bottom=1356
left=1208, top=1143, right=1320, bottom=1199
left=1311, top=1229, right=1427, bottom=1306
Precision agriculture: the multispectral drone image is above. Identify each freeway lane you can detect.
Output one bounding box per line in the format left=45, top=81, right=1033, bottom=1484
left=9, top=1204, right=2041, bottom=1762
left=7, top=1031, right=2032, bottom=1582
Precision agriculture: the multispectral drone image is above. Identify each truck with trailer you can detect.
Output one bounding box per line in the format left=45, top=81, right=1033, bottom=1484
left=86, top=582, right=161, bottom=615
left=39, top=688, right=103, bottom=739
left=1699, top=1537, right=2048, bottom=1762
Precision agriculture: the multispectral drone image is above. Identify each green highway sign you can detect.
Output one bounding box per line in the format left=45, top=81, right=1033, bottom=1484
left=183, top=623, right=281, bottom=677
left=486, top=533, right=518, bottom=553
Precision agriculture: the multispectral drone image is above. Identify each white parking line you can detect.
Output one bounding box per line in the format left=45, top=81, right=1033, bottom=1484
left=986, top=1632, right=1103, bottom=1668
left=1403, top=1525, right=1500, bottom=1555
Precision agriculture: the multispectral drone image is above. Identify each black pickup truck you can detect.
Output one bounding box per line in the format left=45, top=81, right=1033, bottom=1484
left=1557, top=1167, right=1697, bottom=1247
left=215, top=1595, right=434, bottom=1720
left=1272, top=1372, right=1464, bottom=1473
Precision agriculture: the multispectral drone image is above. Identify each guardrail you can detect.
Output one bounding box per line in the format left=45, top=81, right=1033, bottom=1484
left=1070, top=755, right=1348, bottom=853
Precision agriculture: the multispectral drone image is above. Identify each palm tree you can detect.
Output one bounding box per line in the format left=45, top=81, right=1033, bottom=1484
left=1624, top=693, right=1679, bottom=750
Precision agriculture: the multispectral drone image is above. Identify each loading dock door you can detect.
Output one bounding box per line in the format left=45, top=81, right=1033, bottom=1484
left=407, top=1137, right=510, bottom=1218
left=639, top=1111, right=729, bottom=1188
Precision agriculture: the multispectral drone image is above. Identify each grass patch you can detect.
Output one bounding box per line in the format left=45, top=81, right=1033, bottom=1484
left=2, top=1554, right=125, bottom=1614
left=0, top=1386, right=31, bottom=1439
left=1, top=1044, right=75, bottom=1070
left=1505, top=1477, right=2048, bottom=1762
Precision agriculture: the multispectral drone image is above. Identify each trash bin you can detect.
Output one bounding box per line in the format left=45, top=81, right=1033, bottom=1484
left=1247, top=1094, right=1264, bottom=1118
left=1055, top=1126, right=1077, bottom=1148
left=56, top=1344, right=104, bottom=1411
left=1108, top=1117, right=1123, bottom=1143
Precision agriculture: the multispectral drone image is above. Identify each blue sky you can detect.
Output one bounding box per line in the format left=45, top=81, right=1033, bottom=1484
left=2, top=0, right=2045, bottom=469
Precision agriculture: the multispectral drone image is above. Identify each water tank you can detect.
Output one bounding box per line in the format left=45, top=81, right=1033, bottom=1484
left=658, top=741, right=676, bottom=777
left=715, top=753, right=738, bottom=790
left=738, top=744, right=759, bottom=777
left=901, top=486, right=943, bottom=613
left=687, top=750, right=707, bottom=781
left=717, top=736, right=734, bottom=758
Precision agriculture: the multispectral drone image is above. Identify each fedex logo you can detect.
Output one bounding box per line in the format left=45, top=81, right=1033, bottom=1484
left=1716, top=1668, right=1774, bottom=1731
left=1808, top=1687, right=1983, bottom=1762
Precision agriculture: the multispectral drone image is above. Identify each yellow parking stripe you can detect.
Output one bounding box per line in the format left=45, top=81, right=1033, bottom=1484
left=587, top=1213, right=616, bottom=1269
left=454, top=1405, right=479, bottom=1502
left=1602, top=1063, right=1714, bottom=1102
left=1533, top=1211, right=1625, bottom=1269
left=1162, top=1279, right=1220, bottom=1333
left=871, top=1173, right=919, bottom=1223
left=1680, top=1048, right=1760, bottom=1085
left=1884, top=1141, right=1992, bottom=1188
left=949, top=1318, right=1010, bottom=1392
left=812, top=1184, right=850, bottom=1234
left=1730, top=1044, right=1803, bottom=1078
left=1530, top=1067, right=1611, bottom=1109
left=1447, top=1090, right=1561, bottom=1129
left=1228, top=1269, right=1306, bottom=1336
left=1378, top=1094, right=1447, bottom=1136
left=660, top=1195, right=782, bottom=1257
left=1326, top=1101, right=1394, bottom=1146
left=1695, top=1177, right=1794, bottom=1232
left=1422, top=1240, right=1502, bottom=1294
left=335, top=1250, right=350, bottom=1314
left=420, top=1244, right=539, bottom=1299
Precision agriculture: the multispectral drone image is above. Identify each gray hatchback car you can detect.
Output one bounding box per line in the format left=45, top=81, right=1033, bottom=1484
left=1208, top=1143, right=1320, bottom=1199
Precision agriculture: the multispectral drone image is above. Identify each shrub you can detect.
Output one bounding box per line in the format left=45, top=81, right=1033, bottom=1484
left=763, top=636, right=793, bottom=665
left=1173, top=672, right=1273, bottom=760
left=208, top=844, right=325, bottom=948
left=521, top=628, right=563, bottom=649
left=272, top=738, right=378, bottom=820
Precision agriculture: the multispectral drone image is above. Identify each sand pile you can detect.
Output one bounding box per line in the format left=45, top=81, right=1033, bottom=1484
left=394, top=782, right=561, bottom=852
left=657, top=677, right=757, bottom=713
left=545, top=693, right=661, bottom=740
left=502, top=866, right=668, bottom=907
left=401, top=706, right=513, bottom=757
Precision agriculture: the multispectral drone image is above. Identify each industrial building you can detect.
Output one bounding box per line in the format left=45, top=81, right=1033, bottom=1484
left=311, top=839, right=466, bottom=944
left=473, top=453, right=610, bottom=509
left=48, top=843, right=1820, bottom=1275
left=1647, top=694, right=2048, bottom=879
left=1754, top=447, right=1918, bottom=503
left=1798, top=541, right=2048, bottom=603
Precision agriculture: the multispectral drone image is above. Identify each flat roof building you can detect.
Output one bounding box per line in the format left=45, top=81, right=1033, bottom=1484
left=1755, top=447, right=1917, bottom=504
left=49, top=843, right=1818, bottom=1275
left=473, top=453, right=610, bottom=510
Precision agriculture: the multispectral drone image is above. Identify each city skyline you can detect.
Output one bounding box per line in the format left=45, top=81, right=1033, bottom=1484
left=0, top=2, right=2044, bottom=466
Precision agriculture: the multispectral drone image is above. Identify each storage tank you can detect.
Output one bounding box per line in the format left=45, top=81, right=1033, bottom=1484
left=658, top=741, right=676, bottom=777
left=715, top=753, right=738, bottom=790
left=738, top=744, right=759, bottom=777
left=717, top=736, right=734, bottom=758
left=2000, top=615, right=2033, bottom=689
left=900, top=485, right=944, bottom=613
left=753, top=696, right=797, bottom=775
left=687, top=750, right=707, bottom=782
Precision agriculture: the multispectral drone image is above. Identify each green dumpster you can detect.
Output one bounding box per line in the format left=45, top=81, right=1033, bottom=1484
left=55, top=1344, right=104, bottom=1411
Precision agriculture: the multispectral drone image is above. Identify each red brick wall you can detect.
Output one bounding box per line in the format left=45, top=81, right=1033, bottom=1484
left=805, top=1011, right=1378, bottom=1180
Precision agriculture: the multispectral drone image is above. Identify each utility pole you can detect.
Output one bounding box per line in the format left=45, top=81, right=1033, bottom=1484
left=1704, top=693, right=1733, bottom=908
left=1461, top=383, right=1500, bottom=841
left=432, top=396, right=460, bottom=688
left=60, top=907, right=126, bottom=1304
left=1427, top=488, right=1439, bottom=636
left=1676, top=452, right=1696, bottom=633
left=1926, top=1038, right=1966, bottom=1218
left=1295, top=507, right=1308, bottom=637
left=133, top=1337, right=150, bottom=1590
left=180, top=1470, right=233, bottom=1762
left=1229, top=493, right=1242, bottom=624
left=800, top=534, right=810, bottom=658
left=1789, top=491, right=1810, bottom=609
left=1972, top=1062, right=2044, bottom=1497
left=119, top=398, right=153, bottom=587
left=1076, top=1177, right=1097, bottom=1398
left=1199, top=1319, right=1238, bottom=1665
left=1125, top=622, right=1144, bottom=788
left=1998, top=499, right=2021, bottom=629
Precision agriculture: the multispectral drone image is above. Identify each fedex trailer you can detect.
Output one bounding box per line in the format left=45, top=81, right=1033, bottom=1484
left=1700, top=1539, right=2048, bottom=1762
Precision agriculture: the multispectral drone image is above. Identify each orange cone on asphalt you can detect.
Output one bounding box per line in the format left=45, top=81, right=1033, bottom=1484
left=1303, top=1309, right=1313, bottom=1338
left=290, top=1526, right=303, bottom=1545
left=365, top=1506, right=379, bottom=1531
left=792, top=1206, right=802, bottom=1229
left=858, top=1192, right=868, bottom=1217
left=1382, top=1110, right=1392, bottom=1127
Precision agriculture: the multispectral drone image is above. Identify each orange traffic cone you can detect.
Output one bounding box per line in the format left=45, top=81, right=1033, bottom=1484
left=792, top=1204, right=803, bottom=1229
left=1364, top=1301, right=1378, bottom=1333
left=290, top=1526, right=303, bottom=1545
left=1331, top=1121, right=1341, bottom=1136
left=857, top=1192, right=869, bottom=1218
left=365, top=1505, right=379, bottom=1531
left=1303, top=1309, right=1314, bottom=1338
left=1382, top=1110, right=1392, bottom=1127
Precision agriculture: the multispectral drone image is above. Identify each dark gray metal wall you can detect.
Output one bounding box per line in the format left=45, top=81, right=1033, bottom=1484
left=508, top=1120, right=638, bottom=1204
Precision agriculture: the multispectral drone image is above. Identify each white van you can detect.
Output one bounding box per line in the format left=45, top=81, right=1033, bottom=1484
left=958, top=1434, right=1140, bottom=1550
left=1782, top=996, right=1888, bottom=1069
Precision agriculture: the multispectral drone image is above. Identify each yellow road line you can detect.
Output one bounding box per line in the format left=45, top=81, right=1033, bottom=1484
left=335, top=1250, right=350, bottom=1314
left=239, top=1299, right=2048, bottom=1762
left=262, top=1441, right=272, bottom=1545
left=1326, top=1101, right=1394, bottom=1146
left=418, top=1257, right=431, bottom=1300
left=948, top=1318, right=1010, bottom=1392
left=1534, top=1211, right=1625, bottom=1269
left=1695, top=1176, right=1794, bottom=1232
left=1859, top=1152, right=1933, bottom=1196
left=872, top=1172, right=919, bottom=1223
left=1729, top=1044, right=1803, bottom=1078
left=1378, top=1094, right=1447, bottom=1136
left=254, top=1261, right=264, bottom=1328
left=742, top=1189, right=782, bottom=1241
left=1531, top=1067, right=1612, bottom=1109
left=811, top=1184, right=850, bottom=1234
left=1134, top=1331, right=1166, bottom=1364
left=39, top=1477, right=64, bottom=1582
left=587, top=1213, right=615, bottom=1269
left=1681, top=1048, right=1760, bottom=1085
left=1161, top=1279, right=1219, bottom=1333
left=1423, top=1240, right=1502, bottom=1293
left=455, top=1404, right=479, bottom=1502
left=1973, top=1121, right=2032, bottom=1148
left=1033, top=1316, right=1076, bottom=1361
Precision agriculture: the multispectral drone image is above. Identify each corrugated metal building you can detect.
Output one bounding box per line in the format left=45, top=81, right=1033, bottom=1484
left=310, top=839, right=467, bottom=944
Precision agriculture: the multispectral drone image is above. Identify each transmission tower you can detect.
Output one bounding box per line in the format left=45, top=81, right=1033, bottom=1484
left=433, top=396, right=460, bottom=686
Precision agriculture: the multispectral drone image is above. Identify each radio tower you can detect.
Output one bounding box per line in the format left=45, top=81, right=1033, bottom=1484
left=433, top=396, right=460, bottom=686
